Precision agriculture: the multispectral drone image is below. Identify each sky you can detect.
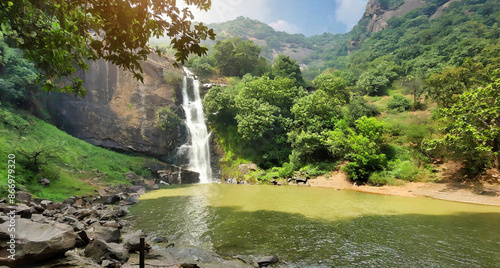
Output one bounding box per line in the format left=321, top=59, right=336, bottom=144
left=189, top=0, right=370, bottom=36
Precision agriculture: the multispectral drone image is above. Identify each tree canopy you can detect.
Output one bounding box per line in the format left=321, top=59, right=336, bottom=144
left=0, top=0, right=215, bottom=96
left=211, top=37, right=263, bottom=77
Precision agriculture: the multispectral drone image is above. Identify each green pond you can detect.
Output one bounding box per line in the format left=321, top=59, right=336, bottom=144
left=129, top=184, right=500, bottom=267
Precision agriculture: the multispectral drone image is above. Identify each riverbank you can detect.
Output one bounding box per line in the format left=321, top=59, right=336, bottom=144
left=308, top=170, right=500, bottom=206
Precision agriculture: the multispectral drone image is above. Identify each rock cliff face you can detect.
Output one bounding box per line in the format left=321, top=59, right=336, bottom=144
left=362, top=0, right=463, bottom=33
left=363, top=0, right=427, bottom=32
left=46, top=54, right=185, bottom=160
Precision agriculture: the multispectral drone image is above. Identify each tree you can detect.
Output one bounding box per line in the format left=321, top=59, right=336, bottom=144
left=0, top=0, right=215, bottom=96
left=271, top=55, right=304, bottom=85
left=0, top=34, right=37, bottom=105
left=342, top=96, right=379, bottom=126
left=327, top=117, right=387, bottom=183
left=425, top=70, right=500, bottom=173
left=356, top=71, right=390, bottom=96
left=426, top=58, right=486, bottom=107
left=312, top=71, right=349, bottom=104
left=289, top=90, right=342, bottom=163
left=233, top=76, right=305, bottom=167
left=211, top=37, right=262, bottom=77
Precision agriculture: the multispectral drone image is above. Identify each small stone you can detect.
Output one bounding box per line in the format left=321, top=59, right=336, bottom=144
left=65, top=206, right=77, bottom=215
left=64, top=216, right=78, bottom=223
left=63, top=197, right=76, bottom=205
left=255, top=256, right=279, bottom=267
left=72, top=221, right=85, bottom=231
left=102, top=221, right=121, bottom=229
left=104, top=195, right=121, bottom=205
left=39, top=177, right=50, bottom=185
left=151, top=237, right=166, bottom=243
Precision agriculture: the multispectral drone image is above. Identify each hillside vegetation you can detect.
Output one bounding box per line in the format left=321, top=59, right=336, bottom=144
left=192, top=0, right=500, bottom=185
left=0, top=107, right=155, bottom=201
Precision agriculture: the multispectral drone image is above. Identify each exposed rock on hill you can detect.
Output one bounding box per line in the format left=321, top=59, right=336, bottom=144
left=46, top=54, right=184, bottom=159
left=362, top=0, right=463, bottom=32
left=364, top=0, right=426, bottom=32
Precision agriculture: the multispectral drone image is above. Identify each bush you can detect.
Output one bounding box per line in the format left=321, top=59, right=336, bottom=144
left=413, top=100, right=427, bottom=111
left=368, top=171, right=398, bottom=185
left=387, top=95, right=411, bottom=112
left=155, top=107, right=181, bottom=131
left=163, top=70, right=183, bottom=87
left=343, top=97, right=379, bottom=126
left=389, top=160, right=420, bottom=181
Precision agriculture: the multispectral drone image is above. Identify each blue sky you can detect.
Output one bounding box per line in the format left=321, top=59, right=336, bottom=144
left=190, top=0, right=369, bottom=36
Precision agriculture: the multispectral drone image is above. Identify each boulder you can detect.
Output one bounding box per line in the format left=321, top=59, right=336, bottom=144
left=102, top=221, right=121, bottom=229
left=124, top=194, right=140, bottom=205
left=255, top=256, right=279, bottom=267
left=0, top=219, right=77, bottom=265
left=124, top=185, right=145, bottom=195
left=84, top=239, right=129, bottom=263
left=31, top=204, right=44, bottom=214
left=63, top=197, right=76, bottom=205
left=46, top=202, right=66, bottom=210
left=31, top=214, right=47, bottom=223
left=89, top=226, right=121, bottom=243
left=123, top=230, right=150, bottom=252
left=157, top=166, right=200, bottom=185
left=104, top=195, right=121, bottom=205
left=15, top=204, right=32, bottom=219
left=71, top=220, right=85, bottom=231
left=73, top=198, right=85, bottom=208
left=238, top=163, right=258, bottom=175
left=40, top=200, right=53, bottom=208
left=15, top=192, right=32, bottom=203
left=75, top=209, right=92, bottom=220
left=65, top=206, right=77, bottom=215
left=77, top=230, right=91, bottom=246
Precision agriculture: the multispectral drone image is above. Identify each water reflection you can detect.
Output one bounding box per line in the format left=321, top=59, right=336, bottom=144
left=130, top=184, right=500, bottom=267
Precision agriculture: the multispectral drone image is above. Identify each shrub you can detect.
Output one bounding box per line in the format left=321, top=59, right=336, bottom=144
left=155, top=107, right=181, bottom=131
left=368, top=171, right=398, bottom=185
left=163, top=70, right=183, bottom=87
left=389, top=159, right=420, bottom=181
left=387, top=95, right=411, bottom=112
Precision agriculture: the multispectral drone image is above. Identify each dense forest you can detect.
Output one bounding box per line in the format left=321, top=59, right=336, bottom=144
left=185, top=0, right=500, bottom=185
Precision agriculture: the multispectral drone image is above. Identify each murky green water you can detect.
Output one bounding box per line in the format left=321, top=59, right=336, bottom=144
left=129, top=184, right=500, bottom=267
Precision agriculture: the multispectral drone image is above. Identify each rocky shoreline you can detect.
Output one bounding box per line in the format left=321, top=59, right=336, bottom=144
left=0, top=172, right=279, bottom=268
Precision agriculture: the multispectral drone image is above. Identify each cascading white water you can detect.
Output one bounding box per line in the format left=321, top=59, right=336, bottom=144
left=178, top=67, right=212, bottom=183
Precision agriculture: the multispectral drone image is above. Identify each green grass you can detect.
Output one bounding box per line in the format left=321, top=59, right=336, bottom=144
left=0, top=107, right=154, bottom=201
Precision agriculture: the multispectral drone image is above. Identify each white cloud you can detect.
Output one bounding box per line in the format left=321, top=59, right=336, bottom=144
left=268, top=20, right=300, bottom=34
left=334, top=0, right=369, bottom=31
left=188, top=0, right=271, bottom=23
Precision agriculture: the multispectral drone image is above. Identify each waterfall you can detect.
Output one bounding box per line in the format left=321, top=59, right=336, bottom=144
left=178, top=67, right=212, bottom=183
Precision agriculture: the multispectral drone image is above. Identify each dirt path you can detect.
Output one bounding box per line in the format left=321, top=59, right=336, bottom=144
left=308, top=170, right=500, bottom=206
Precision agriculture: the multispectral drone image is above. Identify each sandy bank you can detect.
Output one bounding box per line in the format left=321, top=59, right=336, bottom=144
left=308, top=171, right=500, bottom=206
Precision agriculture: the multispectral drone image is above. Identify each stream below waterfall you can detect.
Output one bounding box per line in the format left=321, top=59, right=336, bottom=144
left=130, top=184, right=500, bottom=267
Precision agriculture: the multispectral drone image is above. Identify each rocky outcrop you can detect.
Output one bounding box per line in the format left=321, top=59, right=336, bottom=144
left=362, top=0, right=463, bottom=33
left=157, top=165, right=200, bottom=184
left=45, top=54, right=184, bottom=160
left=363, top=0, right=426, bottom=32
left=0, top=185, right=148, bottom=267
left=84, top=239, right=129, bottom=263
left=0, top=219, right=78, bottom=265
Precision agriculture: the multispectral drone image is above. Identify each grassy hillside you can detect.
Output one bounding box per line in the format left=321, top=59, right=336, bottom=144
left=0, top=107, right=153, bottom=201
